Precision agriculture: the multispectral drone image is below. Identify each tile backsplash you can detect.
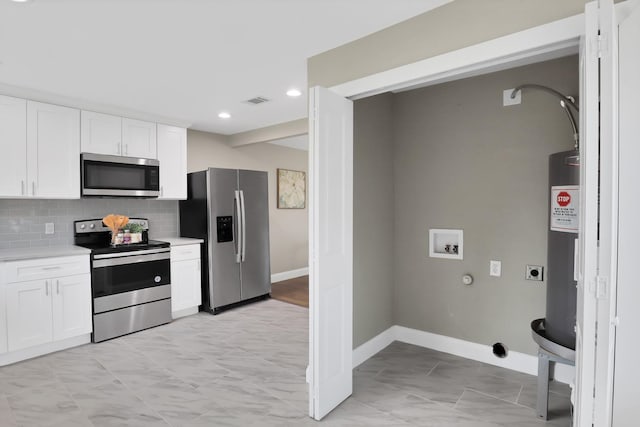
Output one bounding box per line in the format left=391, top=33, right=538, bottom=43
left=0, top=199, right=179, bottom=250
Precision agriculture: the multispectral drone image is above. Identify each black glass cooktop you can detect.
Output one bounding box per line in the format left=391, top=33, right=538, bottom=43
left=76, top=240, right=170, bottom=255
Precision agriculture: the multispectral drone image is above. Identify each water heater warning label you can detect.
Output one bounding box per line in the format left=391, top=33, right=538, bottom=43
left=551, top=185, right=579, bottom=233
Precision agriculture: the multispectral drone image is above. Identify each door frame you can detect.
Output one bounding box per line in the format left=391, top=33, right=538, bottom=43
left=309, top=3, right=605, bottom=423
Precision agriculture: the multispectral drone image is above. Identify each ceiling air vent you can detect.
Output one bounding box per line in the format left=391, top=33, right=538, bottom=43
left=244, top=96, right=270, bottom=105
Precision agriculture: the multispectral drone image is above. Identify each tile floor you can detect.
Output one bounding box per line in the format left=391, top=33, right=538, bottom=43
left=0, top=299, right=570, bottom=426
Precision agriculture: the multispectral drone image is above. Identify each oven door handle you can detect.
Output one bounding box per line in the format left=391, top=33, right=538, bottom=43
left=93, top=252, right=170, bottom=268
left=93, top=248, right=169, bottom=260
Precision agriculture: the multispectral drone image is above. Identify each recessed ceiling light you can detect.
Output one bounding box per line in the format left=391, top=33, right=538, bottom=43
left=218, top=112, right=231, bottom=119
left=286, top=88, right=302, bottom=97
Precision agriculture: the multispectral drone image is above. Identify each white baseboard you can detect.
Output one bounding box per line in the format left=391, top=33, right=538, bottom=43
left=271, top=267, right=309, bottom=283
left=0, top=334, right=90, bottom=367
left=352, top=325, right=574, bottom=384
left=353, top=326, right=396, bottom=368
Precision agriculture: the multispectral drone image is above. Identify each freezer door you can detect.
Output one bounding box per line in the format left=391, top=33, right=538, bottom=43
left=207, top=168, right=241, bottom=309
left=238, top=169, right=271, bottom=300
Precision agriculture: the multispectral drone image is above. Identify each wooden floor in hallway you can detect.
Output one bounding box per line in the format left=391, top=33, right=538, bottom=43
left=271, top=275, right=309, bottom=308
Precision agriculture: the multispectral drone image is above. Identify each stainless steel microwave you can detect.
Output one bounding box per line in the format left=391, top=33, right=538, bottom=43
left=81, top=153, right=160, bottom=198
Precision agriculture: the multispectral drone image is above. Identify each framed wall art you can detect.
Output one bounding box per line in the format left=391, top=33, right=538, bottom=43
left=277, top=168, right=306, bottom=209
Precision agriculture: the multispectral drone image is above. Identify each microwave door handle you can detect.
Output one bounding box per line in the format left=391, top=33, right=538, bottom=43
left=234, top=190, right=241, bottom=263
left=240, top=190, right=246, bottom=262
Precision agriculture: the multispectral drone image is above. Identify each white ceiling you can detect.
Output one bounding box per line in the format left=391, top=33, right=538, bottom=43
left=0, top=0, right=450, bottom=135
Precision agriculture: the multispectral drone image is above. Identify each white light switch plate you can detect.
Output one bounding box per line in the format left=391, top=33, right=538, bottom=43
left=45, top=223, right=54, bottom=234
left=490, top=260, right=501, bottom=277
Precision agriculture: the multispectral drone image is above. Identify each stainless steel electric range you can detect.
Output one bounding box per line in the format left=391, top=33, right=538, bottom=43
left=74, top=218, right=171, bottom=342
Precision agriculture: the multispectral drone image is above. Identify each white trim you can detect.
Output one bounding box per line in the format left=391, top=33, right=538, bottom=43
left=353, top=326, right=396, bottom=368
left=352, top=326, right=574, bottom=384
left=331, top=14, right=583, bottom=100
left=271, top=267, right=309, bottom=283
left=0, top=334, right=90, bottom=367
left=172, top=306, right=199, bottom=320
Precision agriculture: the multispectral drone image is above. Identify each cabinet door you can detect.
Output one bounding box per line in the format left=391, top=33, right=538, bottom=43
left=0, top=95, right=27, bottom=197
left=122, top=118, right=157, bottom=158
left=27, top=101, right=80, bottom=198
left=52, top=274, right=92, bottom=341
left=171, top=259, right=201, bottom=313
left=81, top=111, right=122, bottom=155
left=0, top=285, right=7, bottom=354
left=157, top=124, right=187, bottom=199
left=6, top=279, right=53, bottom=351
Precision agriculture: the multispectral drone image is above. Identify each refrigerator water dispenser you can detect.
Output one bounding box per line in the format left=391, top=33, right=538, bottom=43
left=216, top=216, right=234, bottom=242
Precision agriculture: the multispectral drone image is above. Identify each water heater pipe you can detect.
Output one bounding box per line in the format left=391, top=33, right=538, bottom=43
left=511, top=84, right=579, bottom=150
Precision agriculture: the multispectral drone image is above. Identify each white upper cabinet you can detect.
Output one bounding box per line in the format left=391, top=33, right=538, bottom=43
left=157, top=124, right=187, bottom=200
left=122, top=118, right=157, bottom=158
left=81, top=111, right=122, bottom=156
left=82, top=113, right=157, bottom=159
left=0, top=95, right=27, bottom=197
left=27, top=101, right=80, bottom=199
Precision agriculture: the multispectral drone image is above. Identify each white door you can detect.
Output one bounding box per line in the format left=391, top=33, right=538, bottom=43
left=52, top=274, right=92, bottom=341
left=609, top=1, right=640, bottom=425
left=573, top=4, right=600, bottom=426
left=157, top=124, right=187, bottom=199
left=81, top=111, right=122, bottom=156
left=0, top=95, right=27, bottom=198
left=122, top=118, right=157, bottom=158
left=308, top=86, right=353, bottom=420
left=6, top=279, right=53, bottom=351
left=26, top=101, right=80, bottom=198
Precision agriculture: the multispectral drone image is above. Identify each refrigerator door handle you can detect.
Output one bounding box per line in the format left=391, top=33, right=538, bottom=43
left=240, top=190, right=247, bottom=262
left=234, top=190, right=242, bottom=263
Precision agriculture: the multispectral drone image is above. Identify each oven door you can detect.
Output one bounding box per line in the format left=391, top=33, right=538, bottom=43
left=91, top=249, right=170, bottom=313
left=81, top=153, right=160, bottom=197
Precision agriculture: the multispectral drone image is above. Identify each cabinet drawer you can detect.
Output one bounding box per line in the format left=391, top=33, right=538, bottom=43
left=4, top=255, right=89, bottom=283
left=170, top=244, right=201, bottom=262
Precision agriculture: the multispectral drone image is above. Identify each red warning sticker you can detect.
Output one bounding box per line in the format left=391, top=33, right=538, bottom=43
left=551, top=185, right=579, bottom=233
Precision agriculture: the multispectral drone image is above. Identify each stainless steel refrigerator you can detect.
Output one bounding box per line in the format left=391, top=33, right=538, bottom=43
left=179, top=168, right=271, bottom=313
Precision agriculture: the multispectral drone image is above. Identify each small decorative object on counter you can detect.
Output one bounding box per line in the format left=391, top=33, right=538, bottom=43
left=102, top=214, right=129, bottom=246
left=123, top=229, right=131, bottom=244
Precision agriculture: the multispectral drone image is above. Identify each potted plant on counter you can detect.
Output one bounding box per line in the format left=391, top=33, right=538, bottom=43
left=128, top=223, right=144, bottom=244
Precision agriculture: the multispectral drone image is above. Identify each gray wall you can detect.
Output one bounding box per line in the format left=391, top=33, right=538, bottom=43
left=354, top=55, right=578, bottom=355
left=187, top=130, right=308, bottom=275
left=0, top=199, right=178, bottom=250
left=353, top=93, right=395, bottom=347
left=308, top=0, right=590, bottom=87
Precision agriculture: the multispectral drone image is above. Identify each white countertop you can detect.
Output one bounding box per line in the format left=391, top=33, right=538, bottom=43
left=0, top=245, right=91, bottom=262
left=156, top=237, right=204, bottom=246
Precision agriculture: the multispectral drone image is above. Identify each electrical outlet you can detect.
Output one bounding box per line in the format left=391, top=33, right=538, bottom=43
left=526, top=265, right=544, bottom=281
left=503, top=88, right=521, bottom=106
left=45, top=222, right=54, bottom=235
left=490, top=260, right=501, bottom=277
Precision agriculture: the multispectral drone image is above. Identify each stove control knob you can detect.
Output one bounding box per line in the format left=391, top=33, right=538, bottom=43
left=80, top=224, right=85, bottom=229
left=89, top=224, right=95, bottom=229
left=154, top=276, right=161, bottom=283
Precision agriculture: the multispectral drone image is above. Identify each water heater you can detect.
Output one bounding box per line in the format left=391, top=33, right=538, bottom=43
left=546, top=150, right=579, bottom=350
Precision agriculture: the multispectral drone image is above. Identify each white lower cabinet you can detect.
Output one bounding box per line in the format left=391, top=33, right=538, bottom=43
left=0, top=255, right=91, bottom=362
left=6, top=279, right=53, bottom=351
left=170, top=244, right=202, bottom=318
left=52, top=275, right=93, bottom=341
